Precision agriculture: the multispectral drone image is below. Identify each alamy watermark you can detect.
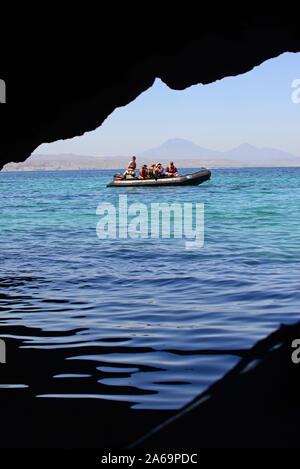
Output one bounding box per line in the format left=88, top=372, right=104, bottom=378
left=291, top=79, right=300, bottom=104
left=0, top=79, right=6, bottom=103
left=0, top=339, right=6, bottom=363
left=291, top=339, right=300, bottom=364
left=96, top=195, right=204, bottom=249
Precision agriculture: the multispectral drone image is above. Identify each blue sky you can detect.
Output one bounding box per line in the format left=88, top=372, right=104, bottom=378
left=36, top=52, right=300, bottom=156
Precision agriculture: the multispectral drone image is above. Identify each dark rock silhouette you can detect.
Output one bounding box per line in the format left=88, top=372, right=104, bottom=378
left=1, top=14, right=300, bottom=459
left=1, top=322, right=300, bottom=451
left=129, top=322, right=300, bottom=449
left=0, top=324, right=175, bottom=449
left=1, top=15, right=300, bottom=169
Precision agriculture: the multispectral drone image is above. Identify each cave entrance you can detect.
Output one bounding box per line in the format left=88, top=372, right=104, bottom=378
left=0, top=52, right=300, bottom=412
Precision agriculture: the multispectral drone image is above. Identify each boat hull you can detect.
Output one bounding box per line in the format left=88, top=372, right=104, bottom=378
left=106, top=169, right=211, bottom=187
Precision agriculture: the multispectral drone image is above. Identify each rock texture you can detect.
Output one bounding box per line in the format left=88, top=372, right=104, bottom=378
left=130, top=322, right=300, bottom=449
left=1, top=14, right=300, bottom=170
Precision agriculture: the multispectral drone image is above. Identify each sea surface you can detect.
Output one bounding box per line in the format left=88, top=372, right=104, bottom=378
left=1, top=167, right=300, bottom=409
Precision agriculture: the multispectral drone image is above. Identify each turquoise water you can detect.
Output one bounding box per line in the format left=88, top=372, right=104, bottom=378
left=1, top=167, right=300, bottom=409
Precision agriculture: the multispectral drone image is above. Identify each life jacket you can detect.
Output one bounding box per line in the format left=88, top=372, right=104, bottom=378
left=168, top=164, right=176, bottom=173
left=149, top=164, right=155, bottom=170
left=139, top=167, right=148, bottom=178
left=156, top=165, right=164, bottom=174
left=127, top=159, right=136, bottom=171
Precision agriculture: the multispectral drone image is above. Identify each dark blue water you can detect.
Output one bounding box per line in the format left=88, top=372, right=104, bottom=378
left=1, top=167, right=300, bottom=409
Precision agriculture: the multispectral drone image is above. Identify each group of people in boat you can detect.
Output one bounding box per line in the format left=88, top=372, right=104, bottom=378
left=124, top=156, right=178, bottom=180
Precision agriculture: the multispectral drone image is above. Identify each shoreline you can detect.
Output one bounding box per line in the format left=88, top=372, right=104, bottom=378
left=3, top=165, right=300, bottom=173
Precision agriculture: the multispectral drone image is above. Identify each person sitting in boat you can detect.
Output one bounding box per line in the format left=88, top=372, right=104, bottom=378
left=165, top=161, right=178, bottom=177
left=139, top=164, right=149, bottom=179
left=148, top=163, right=156, bottom=179
left=123, top=156, right=136, bottom=178
left=155, top=163, right=164, bottom=178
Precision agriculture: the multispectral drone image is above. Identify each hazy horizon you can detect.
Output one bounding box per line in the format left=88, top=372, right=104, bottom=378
left=33, top=138, right=300, bottom=159
left=4, top=138, right=300, bottom=171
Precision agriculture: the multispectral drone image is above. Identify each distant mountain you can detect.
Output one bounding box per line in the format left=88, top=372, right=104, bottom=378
left=2, top=139, right=300, bottom=171
left=2, top=154, right=242, bottom=171
left=137, top=138, right=220, bottom=160
left=138, top=139, right=300, bottom=166
left=1, top=154, right=132, bottom=171
left=222, top=143, right=300, bottom=165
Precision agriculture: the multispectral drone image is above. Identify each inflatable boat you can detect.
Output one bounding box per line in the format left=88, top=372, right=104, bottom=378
left=106, top=169, right=211, bottom=187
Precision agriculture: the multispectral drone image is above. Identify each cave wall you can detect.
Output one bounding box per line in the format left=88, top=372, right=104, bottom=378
left=1, top=14, right=300, bottom=170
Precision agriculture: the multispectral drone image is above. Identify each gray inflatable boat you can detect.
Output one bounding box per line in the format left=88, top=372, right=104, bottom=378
left=107, top=169, right=211, bottom=187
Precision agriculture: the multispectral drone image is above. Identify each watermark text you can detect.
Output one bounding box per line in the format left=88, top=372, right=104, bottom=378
left=291, top=79, right=300, bottom=104
left=0, top=79, right=6, bottom=103
left=96, top=195, right=204, bottom=249
left=0, top=339, right=6, bottom=363
left=291, top=339, right=300, bottom=363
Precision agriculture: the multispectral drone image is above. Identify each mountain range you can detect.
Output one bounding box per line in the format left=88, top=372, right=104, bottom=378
left=2, top=139, right=300, bottom=171
left=137, top=139, right=300, bottom=165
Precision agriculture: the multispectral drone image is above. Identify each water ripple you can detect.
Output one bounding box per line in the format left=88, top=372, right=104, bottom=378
left=1, top=168, right=300, bottom=408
